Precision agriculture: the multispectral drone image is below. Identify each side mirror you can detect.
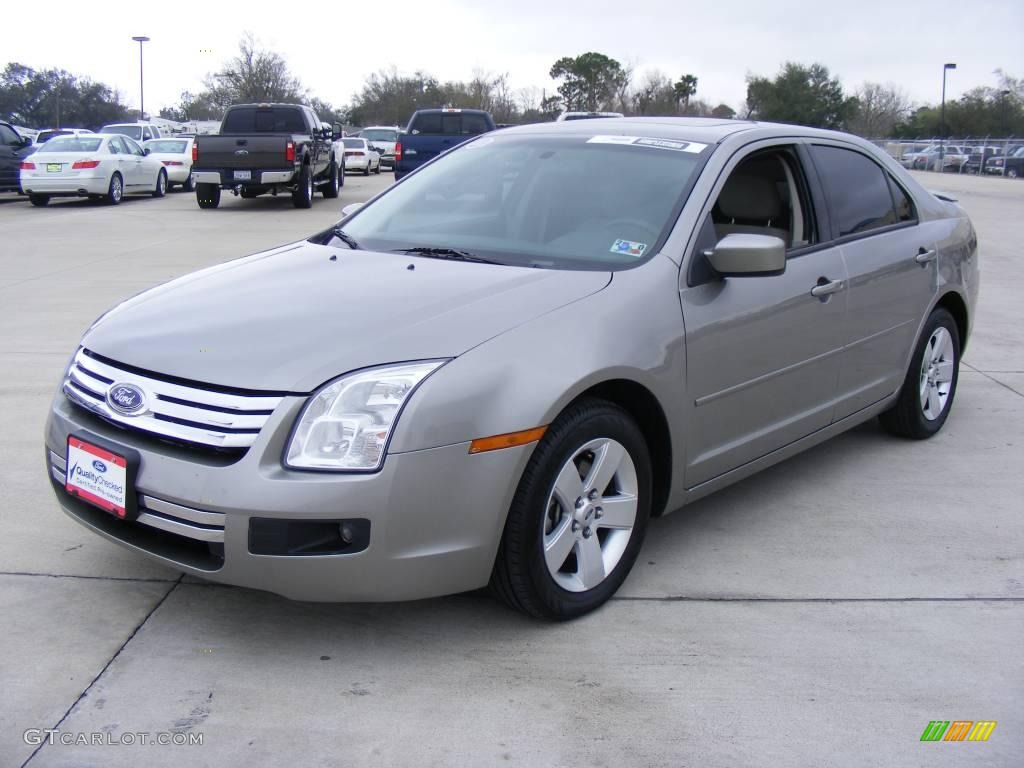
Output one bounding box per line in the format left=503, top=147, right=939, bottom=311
left=332, top=123, right=342, bottom=139
left=706, top=234, right=786, bottom=277
left=341, top=203, right=363, bottom=217
left=143, top=147, right=151, bottom=155
left=20, top=136, right=33, bottom=148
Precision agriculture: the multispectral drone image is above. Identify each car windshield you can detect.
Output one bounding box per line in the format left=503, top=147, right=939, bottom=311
left=146, top=140, right=188, bottom=153
left=361, top=129, right=397, bottom=142
left=103, top=125, right=142, bottom=140
left=38, top=137, right=103, bottom=153
left=326, top=133, right=708, bottom=270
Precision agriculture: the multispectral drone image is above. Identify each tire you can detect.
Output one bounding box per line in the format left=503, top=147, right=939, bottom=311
left=490, top=398, right=652, bottom=620
left=152, top=169, right=167, bottom=198
left=292, top=164, right=313, bottom=208
left=28, top=194, right=50, bottom=207
left=879, top=307, right=961, bottom=439
left=196, top=183, right=220, bottom=209
left=105, top=173, right=123, bottom=205
left=322, top=159, right=340, bottom=198
left=363, top=162, right=371, bottom=176
left=1009, top=168, right=1019, bottom=179
left=374, top=160, right=381, bottom=175
left=182, top=172, right=195, bottom=192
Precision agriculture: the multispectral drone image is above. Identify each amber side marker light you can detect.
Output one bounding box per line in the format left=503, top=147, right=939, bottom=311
left=469, top=426, right=547, bottom=454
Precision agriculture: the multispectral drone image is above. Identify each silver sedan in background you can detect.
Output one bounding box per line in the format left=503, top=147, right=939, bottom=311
left=45, top=118, right=977, bottom=619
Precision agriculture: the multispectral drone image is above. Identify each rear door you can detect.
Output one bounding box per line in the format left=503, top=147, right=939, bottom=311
left=807, top=143, right=937, bottom=418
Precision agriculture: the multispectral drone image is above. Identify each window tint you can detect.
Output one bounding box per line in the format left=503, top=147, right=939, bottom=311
left=341, top=138, right=365, bottom=148
left=0, top=124, right=19, bottom=145
left=410, top=113, right=489, bottom=135
left=811, top=145, right=898, bottom=237
left=222, top=107, right=306, bottom=133
left=887, top=176, right=916, bottom=222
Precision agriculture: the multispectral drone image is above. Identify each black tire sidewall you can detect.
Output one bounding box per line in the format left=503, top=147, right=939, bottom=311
left=107, top=173, right=122, bottom=205
left=293, top=164, right=313, bottom=208
left=503, top=401, right=652, bottom=619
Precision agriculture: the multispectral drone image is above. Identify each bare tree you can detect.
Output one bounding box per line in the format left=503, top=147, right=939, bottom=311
left=848, top=82, right=912, bottom=137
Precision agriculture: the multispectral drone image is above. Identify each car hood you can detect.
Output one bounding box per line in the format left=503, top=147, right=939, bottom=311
left=82, top=241, right=612, bottom=392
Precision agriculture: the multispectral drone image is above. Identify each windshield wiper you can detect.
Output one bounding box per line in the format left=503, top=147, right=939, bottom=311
left=329, top=226, right=361, bottom=250
left=391, top=246, right=499, bottom=264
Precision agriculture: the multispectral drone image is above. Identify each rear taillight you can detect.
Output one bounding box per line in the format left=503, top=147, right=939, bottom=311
left=20, top=161, right=35, bottom=170
left=394, top=141, right=402, bottom=162
left=345, top=151, right=364, bottom=157
left=286, top=141, right=295, bottom=162
left=162, top=160, right=183, bottom=166
left=192, top=144, right=198, bottom=163
left=72, top=160, right=100, bottom=169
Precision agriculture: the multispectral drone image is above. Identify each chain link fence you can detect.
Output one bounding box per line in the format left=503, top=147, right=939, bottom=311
left=868, top=137, right=1023, bottom=177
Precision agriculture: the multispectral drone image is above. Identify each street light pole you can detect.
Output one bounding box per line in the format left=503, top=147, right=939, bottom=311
left=939, top=62, right=956, bottom=171
left=131, top=36, right=150, bottom=120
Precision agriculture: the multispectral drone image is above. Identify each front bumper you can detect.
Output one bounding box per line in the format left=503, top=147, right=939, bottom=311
left=45, top=392, right=531, bottom=601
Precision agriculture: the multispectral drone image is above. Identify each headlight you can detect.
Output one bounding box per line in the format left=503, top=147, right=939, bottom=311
left=284, top=361, right=446, bottom=471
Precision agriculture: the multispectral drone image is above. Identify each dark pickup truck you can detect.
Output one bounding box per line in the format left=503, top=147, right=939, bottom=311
left=393, top=108, right=494, bottom=180
left=1, top=121, right=35, bottom=193
left=192, top=103, right=342, bottom=208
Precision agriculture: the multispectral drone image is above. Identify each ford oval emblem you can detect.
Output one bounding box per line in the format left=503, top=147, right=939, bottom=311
left=234, top=148, right=249, bottom=156
left=107, top=383, right=146, bottom=415
left=92, top=459, right=108, bottom=473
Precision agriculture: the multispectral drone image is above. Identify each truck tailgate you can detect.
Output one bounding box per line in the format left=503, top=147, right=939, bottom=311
left=196, top=135, right=290, bottom=170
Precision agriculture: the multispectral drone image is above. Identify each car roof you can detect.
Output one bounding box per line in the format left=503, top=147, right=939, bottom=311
left=497, top=117, right=884, bottom=146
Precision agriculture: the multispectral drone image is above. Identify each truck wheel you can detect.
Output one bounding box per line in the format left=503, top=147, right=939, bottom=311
left=322, top=159, right=340, bottom=199
left=196, top=183, right=220, bottom=209
left=292, top=164, right=313, bottom=208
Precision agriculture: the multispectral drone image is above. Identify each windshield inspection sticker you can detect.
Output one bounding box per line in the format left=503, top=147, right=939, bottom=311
left=611, top=239, right=648, bottom=257
left=587, top=135, right=707, bottom=153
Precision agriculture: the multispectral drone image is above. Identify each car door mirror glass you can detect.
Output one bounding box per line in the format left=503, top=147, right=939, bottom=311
left=707, top=234, right=786, bottom=277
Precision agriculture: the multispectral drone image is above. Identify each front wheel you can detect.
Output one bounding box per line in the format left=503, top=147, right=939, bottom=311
left=879, top=307, right=961, bottom=439
left=28, top=194, right=50, bottom=207
left=490, top=398, right=652, bottom=620
left=152, top=169, right=167, bottom=197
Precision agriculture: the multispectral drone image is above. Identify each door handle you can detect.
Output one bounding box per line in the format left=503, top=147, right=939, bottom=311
left=915, top=248, right=937, bottom=265
left=810, top=279, right=844, bottom=298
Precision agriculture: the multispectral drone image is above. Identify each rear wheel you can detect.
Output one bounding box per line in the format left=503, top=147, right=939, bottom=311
left=322, top=159, right=340, bottom=198
left=292, top=164, right=313, bottom=208
left=182, top=171, right=195, bottom=192
left=490, top=398, right=652, bottom=619
left=196, top=183, right=220, bottom=209
left=363, top=162, right=371, bottom=176
left=879, top=307, right=960, bottom=439
left=152, top=169, right=167, bottom=197
left=374, top=159, right=381, bottom=174
left=105, top=173, right=123, bottom=205
left=28, top=194, right=49, bottom=207
left=1009, top=168, right=1019, bottom=179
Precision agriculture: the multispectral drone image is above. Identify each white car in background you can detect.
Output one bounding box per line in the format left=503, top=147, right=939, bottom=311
left=353, top=126, right=400, bottom=167
left=100, top=122, right=164, bottom=143
left=143, top=136, right=195, bottom=191
left=340, top=137, right=381, bottom=175
left=20, top=133, right=168, bottom=206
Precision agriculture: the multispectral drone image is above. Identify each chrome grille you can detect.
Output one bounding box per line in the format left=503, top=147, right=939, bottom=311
left=49, top=450, right=225, bottom=543
left=63, top=348, right=284, bottom=449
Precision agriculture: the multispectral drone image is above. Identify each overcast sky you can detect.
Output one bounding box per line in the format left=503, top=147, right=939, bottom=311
left=2, top=0, right=1022, bottom=118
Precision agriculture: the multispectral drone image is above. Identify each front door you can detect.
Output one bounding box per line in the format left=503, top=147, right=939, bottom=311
left=679, top=144, right=848, bottom=487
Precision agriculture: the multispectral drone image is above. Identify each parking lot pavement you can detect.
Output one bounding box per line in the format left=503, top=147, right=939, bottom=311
left=1, top=171, right=1021, bottom=767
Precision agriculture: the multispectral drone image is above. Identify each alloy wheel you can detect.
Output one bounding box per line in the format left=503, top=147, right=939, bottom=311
left=919, top=326, right=955, bottom=421
left=542, top=438, right=638, bottom=592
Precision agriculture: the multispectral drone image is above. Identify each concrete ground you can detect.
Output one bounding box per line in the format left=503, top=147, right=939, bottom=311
left=0, top=170, right=1020, bottom=767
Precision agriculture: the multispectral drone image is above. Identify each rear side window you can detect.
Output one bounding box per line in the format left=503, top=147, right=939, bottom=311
left=887, top=177, right=916, bottom=223
left=410, top=113, right=489, bottom=135
left=811, top=145, right=900, bottom=238
left=222, top=107, right=306, bottom=133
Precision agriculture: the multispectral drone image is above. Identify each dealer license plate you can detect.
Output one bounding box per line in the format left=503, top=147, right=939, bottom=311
left=47, top=163, right=62, bottom=173
left=233, top=170, right=251, bottom=180
left=65, top=437, right=129, bottom=518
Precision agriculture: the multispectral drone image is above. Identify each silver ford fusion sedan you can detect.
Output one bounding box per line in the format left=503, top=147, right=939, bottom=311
left=46, top=118, right=978, bottom=619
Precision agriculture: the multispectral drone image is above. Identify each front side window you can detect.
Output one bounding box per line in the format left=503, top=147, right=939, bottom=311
left=811, top=145, right=899, bottom=238
left=327, top=133, right=707, bottom=270
left=0, top=124, right=19, bottom=145
left=122, top=136, right=144, bottom=156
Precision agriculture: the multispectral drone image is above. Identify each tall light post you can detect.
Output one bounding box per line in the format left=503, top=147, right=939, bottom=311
left=131, top=36, right=150, bottom=120
left=939, top=62, right=956, bottom=170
